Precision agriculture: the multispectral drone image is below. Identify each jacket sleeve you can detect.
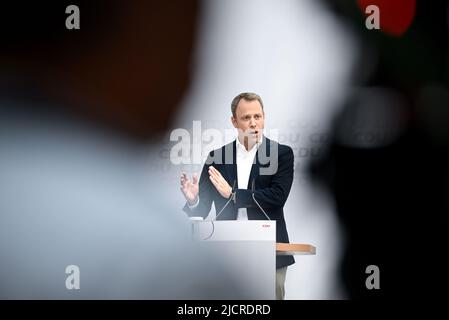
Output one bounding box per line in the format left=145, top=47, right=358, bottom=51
left=183, top=152, right=215, bottom=218
left=234, top=146, right=294, bottom=216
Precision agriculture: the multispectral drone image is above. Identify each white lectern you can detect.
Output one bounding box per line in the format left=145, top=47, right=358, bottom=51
left=192, top=220, right=276, bottom=299
left=191, top=219, right=317, bottom=300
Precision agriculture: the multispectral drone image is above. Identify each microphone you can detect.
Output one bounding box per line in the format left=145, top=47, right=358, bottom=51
left=213, top=179, right=236, bottom=221
left=203, top=180, right=236, bottom=241
left=251, top=179, right=271, bottom=221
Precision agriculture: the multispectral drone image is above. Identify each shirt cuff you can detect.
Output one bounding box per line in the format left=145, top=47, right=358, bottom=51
left=188, top=196, right=200, bottom=209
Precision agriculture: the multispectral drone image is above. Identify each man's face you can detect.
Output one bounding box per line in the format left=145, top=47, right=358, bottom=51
left=231, top=99, right=265, bottom=144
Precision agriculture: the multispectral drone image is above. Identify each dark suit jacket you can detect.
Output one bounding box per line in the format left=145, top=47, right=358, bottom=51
left=184, top=137, right=295, bottom=269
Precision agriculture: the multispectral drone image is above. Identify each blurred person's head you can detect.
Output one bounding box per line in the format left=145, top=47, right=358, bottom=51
left=231, top=92, right=265, bottom=147
left=0, top=1, right=200, bottom=141
left=0, top=1, right=261, bottom=300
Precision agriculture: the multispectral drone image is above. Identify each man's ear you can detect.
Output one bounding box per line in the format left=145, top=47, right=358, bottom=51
left=231, top=116, right=238, bottom=128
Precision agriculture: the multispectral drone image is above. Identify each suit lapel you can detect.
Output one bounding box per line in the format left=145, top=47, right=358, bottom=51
left=224, top=140, right=238, bottom=189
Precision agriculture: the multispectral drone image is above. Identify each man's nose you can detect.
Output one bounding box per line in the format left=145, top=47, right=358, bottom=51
left=249, top=118, right=256, bottom=127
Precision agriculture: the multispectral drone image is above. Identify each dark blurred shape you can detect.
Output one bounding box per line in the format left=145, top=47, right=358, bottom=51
left=335, top=87, right=407, bottom=149
left=0, top=1, right=251, bottom=299
left=0, top=1, right=199, bottom=140
left=312, top=0, right=449, bottom=299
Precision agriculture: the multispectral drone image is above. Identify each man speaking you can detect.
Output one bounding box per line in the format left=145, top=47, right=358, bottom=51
left=180, top=92, right=295, bottom=300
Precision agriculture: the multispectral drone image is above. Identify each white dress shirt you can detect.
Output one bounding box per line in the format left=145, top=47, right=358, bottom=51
left=235, top=137, right=260, bottom=220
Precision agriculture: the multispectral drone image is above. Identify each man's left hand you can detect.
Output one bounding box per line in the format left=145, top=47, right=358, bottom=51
left=208, top=166, right=232, bottom=199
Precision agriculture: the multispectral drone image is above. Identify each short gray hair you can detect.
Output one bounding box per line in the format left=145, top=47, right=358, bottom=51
left=231, top=92, right=264, bottom=117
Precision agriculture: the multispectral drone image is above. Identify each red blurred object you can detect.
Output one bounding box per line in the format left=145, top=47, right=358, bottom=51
left=357, top=0, right=416, bottom=36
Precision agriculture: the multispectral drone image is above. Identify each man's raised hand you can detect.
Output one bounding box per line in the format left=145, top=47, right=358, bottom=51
left=180, top=172, right=199, bottom=205
left=208, top=166, right=232, bottom=199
